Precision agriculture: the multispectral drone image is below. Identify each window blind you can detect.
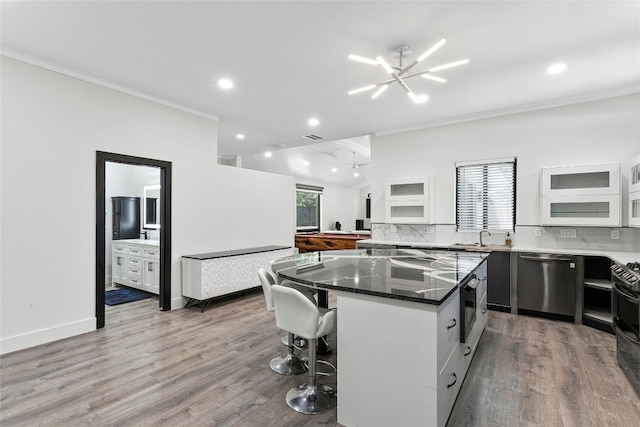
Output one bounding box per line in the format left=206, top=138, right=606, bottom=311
left=456, top=158, right=516, bottom=231
left=296, top=184, right=324, bottom=194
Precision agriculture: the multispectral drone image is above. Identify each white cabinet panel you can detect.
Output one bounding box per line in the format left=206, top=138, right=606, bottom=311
left=111, top=241, right=160, bottom=295
left=630, top=190, right=640, bottom=228
left=541, top=163, right=620, bottom=197
left=541, top=195, right=621, bottom=226
left=630, top=155, right=640, bottom=194
left=385, top=176, right=434, bottom=224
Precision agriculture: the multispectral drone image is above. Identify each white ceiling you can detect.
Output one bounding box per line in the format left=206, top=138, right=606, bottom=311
left=2, top=1, right=638, bottom=188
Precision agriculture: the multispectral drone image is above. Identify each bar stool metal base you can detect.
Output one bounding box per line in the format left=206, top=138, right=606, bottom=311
left=281, top=335, right=308, bottom=349
left=270, top=354, right=307, bottom=376
left=286, top=383, right=337, bottom=414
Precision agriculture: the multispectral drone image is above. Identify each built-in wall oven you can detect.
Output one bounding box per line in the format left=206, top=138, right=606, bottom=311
left=460, top=274, right=480, bottom=343
left=611, top=261, right=640, bottom=396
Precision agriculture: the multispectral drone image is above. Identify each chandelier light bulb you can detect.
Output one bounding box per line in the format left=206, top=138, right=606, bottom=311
left=417, top=39, right=446, bottom=62
left=348, top=54, right=379, bottom=65
left=428, top=59, right=469, bottom=73
left=371, top=85, right=389, bottom=99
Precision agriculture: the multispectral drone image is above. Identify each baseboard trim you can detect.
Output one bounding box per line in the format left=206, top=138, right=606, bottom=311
left=0, top=317, right=95, bottom=355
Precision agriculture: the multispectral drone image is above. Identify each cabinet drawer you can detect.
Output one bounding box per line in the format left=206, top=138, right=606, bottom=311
left=437, top=344, right=462, bottom=427
left=128, top=257, right=142, bottom=268
left=437, top=289, right=460, bottom=371
left=113, top=245, right=127, bottom=255
left=128, top=246, right=143, bottom=256
left=143, top=248, right=160, bottom=259
left=128, top=276, right=142, bottom=286
left=128, top=266, right=141, bottom=276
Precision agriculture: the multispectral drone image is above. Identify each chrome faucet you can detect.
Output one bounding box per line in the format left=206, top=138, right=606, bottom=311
left=479, top=230, right=491, bottom=247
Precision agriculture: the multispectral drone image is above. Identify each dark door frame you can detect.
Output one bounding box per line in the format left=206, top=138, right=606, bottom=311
left=96, top=151, right=172, bottom=329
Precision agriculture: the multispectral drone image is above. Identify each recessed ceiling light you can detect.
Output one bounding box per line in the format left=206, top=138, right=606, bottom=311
left=308, top=118, right=320, bottom=127
left=354, top=172, right=360, bottom=177
left=264, top=151, right=272, bottom=158
left=236, top=134, right=245, bottom=140
left=331, top=167, right=337, bottom=173
left=547, top=63, right=567, bottom=74
left=303, top=160, right=310, bottom=166
left=218, top=79, right=233, bottom=89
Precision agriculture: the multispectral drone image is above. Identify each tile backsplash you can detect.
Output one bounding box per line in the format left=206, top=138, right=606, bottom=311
left=371, top=223, right=640, bottom=252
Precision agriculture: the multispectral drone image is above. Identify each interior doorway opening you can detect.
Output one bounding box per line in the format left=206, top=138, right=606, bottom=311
left=96, top=151, right=172, bottom=329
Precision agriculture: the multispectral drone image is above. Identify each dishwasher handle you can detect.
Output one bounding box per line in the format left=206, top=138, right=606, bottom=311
left=519, top=254, right=575, bottom=262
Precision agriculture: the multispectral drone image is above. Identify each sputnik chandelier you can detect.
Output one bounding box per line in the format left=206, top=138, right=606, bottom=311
left=347, top=39, right=469, bottom=104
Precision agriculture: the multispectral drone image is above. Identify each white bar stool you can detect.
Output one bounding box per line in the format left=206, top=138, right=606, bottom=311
left=271, top=284, right=337, bottom=414
left=258, top=268, right=307, bottom=376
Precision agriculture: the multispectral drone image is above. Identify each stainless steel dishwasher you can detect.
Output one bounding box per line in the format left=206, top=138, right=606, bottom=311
left=516, top=253, right=578, bottom=317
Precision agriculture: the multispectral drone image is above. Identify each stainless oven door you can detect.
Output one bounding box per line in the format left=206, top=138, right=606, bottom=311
left=613, top=317, right=640, bottom=394
left=613, top=281, right=640, bottom=338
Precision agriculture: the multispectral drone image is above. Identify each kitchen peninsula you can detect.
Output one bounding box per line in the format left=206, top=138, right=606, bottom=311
left=273, top=248, right=488, bottom=427
left=294, top=231, right=370, bottom=253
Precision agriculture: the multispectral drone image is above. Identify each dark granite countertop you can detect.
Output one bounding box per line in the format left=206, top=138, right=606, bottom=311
left=182, top=245, right=291, bottom=260
left=273, top=248, right=488, bottom=305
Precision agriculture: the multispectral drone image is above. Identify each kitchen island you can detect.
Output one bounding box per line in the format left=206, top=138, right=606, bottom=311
left=273, top=248, right=488, bottom=427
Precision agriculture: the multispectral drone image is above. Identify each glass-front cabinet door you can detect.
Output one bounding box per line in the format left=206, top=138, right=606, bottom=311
left=540, top=163, right=621, bottom=226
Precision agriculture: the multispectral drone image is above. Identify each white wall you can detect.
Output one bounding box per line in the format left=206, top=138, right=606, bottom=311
left=0, top=57, right=295, bottom=354
left=321, top=184, right=360, bottom=232
left=370, top=94, right=640, bottom=227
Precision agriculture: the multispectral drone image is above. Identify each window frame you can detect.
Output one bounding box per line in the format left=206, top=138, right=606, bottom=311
left=295, top=184, right=323, bottom=232
left=455, top=157, right=517, bottom=232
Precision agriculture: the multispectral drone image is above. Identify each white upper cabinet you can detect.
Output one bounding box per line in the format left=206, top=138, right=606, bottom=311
left=385, top=177, right=433, bottom=223
left=541, top=163, right=620, bottom=197
left=540, top=163, right=621, bottom=227
left=629, top=155, right=640, bottom=228
left=630, top=154, right=640, bottom=194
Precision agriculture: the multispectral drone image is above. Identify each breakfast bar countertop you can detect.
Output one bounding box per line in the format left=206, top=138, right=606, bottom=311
left=273, top=248, right=488, bottom=305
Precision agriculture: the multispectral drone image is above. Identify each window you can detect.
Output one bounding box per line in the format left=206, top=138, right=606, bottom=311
left=296, top=184, right=323, bottom=231
left=456, top=158, right=516, bottom=231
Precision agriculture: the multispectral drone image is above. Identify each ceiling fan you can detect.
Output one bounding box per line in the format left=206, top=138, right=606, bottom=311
left=352, top=151, right=370, bottom=169
left=347, top=39, right=469, bottom=104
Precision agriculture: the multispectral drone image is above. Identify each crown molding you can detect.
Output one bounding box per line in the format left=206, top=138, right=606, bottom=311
left=1, top=48, right=220, bottom=121
left=373, top=85, right=640, bottom=137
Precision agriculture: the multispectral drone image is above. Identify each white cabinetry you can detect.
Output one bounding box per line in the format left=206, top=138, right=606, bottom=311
left=337, top=263, right=488, bottom=427
left=540, top=163, right=621, bottom=226
left=384, top=176, right=433, bottom=224
left=629, top=155, right=640, bottom=228
left=111, top=240, right=160, bottom=295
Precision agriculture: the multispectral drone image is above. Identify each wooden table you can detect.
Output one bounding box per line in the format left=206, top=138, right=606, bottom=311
left=294, top=233, right=369, bottom=253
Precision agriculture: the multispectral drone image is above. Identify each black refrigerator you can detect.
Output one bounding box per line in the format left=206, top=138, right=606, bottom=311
left=112, top=197, right=140, bottom=240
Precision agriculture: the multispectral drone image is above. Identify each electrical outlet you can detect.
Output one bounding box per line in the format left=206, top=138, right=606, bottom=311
left=534, top=228, right=542, bottom=237
left=389, top=224, right=397, bottom=233
left=611, top=229, right=620, bottom=240
left=560, top=229, right=577, bottom=238
left=426, top=225, right=435, bottom=234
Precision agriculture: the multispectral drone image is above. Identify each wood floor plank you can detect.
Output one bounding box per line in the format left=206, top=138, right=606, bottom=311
left=1, top=294, right=639, bottom=426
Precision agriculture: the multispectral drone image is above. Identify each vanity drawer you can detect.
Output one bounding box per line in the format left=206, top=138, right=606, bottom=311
left=143, top=248, right=160, bottom=259
left=113, top=244, right=127, bottom=255
left=128, top=245, right=143, bottom=256
left=128, top=265, right=141, bottom=276
left=128, top=257, right=142, bottom=269
left=128, top=276, right=142, bottom=287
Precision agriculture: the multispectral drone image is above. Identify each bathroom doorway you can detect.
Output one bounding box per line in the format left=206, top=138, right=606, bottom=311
left=95, top=151, right=172, bottom=329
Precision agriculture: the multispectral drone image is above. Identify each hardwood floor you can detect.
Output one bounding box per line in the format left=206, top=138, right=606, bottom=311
left=1, top=291, right=639, bottom=426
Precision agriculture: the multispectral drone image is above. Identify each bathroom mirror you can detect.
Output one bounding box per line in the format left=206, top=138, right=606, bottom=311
left=143, top=184, right=161, bottom=229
